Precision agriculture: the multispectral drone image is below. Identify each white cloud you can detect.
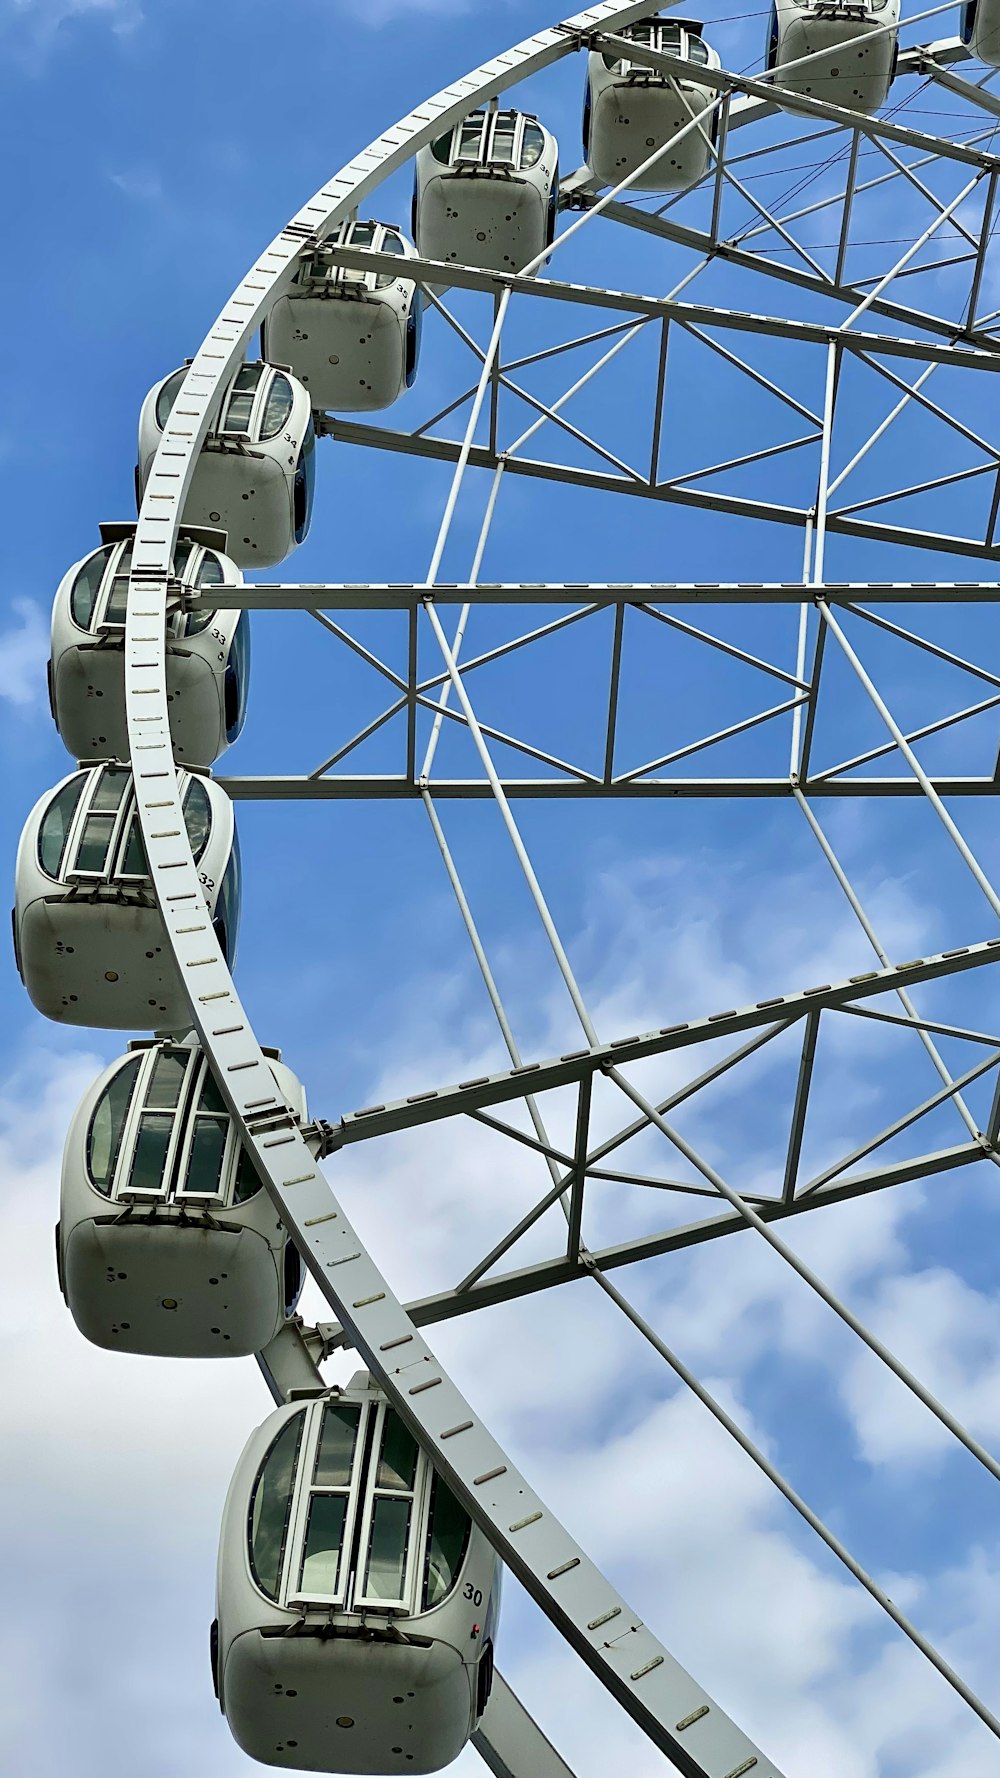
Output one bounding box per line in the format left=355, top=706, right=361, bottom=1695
left=0, top=597, right=49, bottom=709
left=6, top=841, right=1000, bottom=1777
left=0, top=0, right=141, bottom=51
left=837, top=1265, right=1000, bottom=1468
left=109, top=164, right=163, bottom=202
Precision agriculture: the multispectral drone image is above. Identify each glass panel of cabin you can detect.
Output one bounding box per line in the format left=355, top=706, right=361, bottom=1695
left=182, top=779, right=213, bottom=864
left=489, top=114, right=517, bottom=166
left=124, top=1112, right=174, bottom=1196
left=249, top=1412, right=305, bottom=1601
left=376, top=228, right=406, bottom=288
left=146, top=1049, right=188, bottom=1109
left=177, top=1061, right=229, bottom=1198
left=214, top=830, right=242, bottom=969
left=118, top=816, right=149, bottom=880
left=180, top=1118, right=228, bottom=1197
left=37, top=776, right=86, bottom=878
left=521, top=122, right=545, bottom=169
left=422, top=1473, right=470, bottom=1610
left=363, top=1497, right=412, bottom=1601
left=197, top=1066, right=226, bottom=1115
left=356, top=1407, right=421, bottom=1610
left=299, top=1495, right=349, bottom=1596
left=87, top=1055, right=142, bottom=1195
left=103, top=540, right=135, bottom=626
left=172, top=537, right=195, bottom=579
left=687, top=35, right=710, bottom=64
left=458, top=115, right=486, bottom=161
left=155, top=368, right=187, bottom=429
left=313, top=1404, right=361, bottom=1488
left=260, top=373, right=294, bottom=441
left=377, top=1413, right=418, bottom=1492
left=290, top=1401, right=365, bottom=1605
left=103, top=576, right=130, bottom=625
left=92, top=768, right=130, bottom=813
left=71, top=767, right=130, bottom=875
left=224, top=612, right=251, bottom=742
left=198, top=550, right=224, bottom=587
left=70, top=546, right=114, bottom=629
left=222, top=364, right=262, bottom=434
left=222, top=390, right=254, bottom=434
left=182, top=546, right=225, bottom=636
left=233, top=1145, right=264, bottom=1205
left=293, top=425, right=315, bottom=545
left=73, top=813, right=118, bottom=876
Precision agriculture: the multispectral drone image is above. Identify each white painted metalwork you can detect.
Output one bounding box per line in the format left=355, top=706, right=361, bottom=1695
left=263, top=220, right=422, bottom=412
left=136, top=362, right=316, bottom=569
left=14, top=764, right=239, bottom=1029
left=584, top=15, right=722, bottom=192
left=21, top=0, right=1000, bottom=1769
left=216, top=1377, right=501, bottom=1772
left=57, top=1037, right=305, bottom=1356
left=49, top=523, right=247, bottom=767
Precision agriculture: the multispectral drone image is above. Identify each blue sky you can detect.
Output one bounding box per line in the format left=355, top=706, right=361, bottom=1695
left=5, top=1, right=1000, bottom=1775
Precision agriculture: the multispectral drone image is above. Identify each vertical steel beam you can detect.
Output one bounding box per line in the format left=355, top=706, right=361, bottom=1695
left=782, top=1008, right=819, bottom=1203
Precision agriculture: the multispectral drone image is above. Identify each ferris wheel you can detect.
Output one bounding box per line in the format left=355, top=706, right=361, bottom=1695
left=16, top=0, right=1000, bottom=1771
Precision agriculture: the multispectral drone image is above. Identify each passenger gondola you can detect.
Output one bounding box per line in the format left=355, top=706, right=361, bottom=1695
left=584, top=16, right=721, bottom=194
left=136, top=362, right=316, bottom=569
left=264, top=220, right=422, bottom=412
left=766, top=0, right=899, bottom=113
left=13, top=764, right=239, bottom=1029
left=48, top=523, right=249, bottom=768
left=961, top=0, right=1000, bottom=66
left=413, top=107, right=559, bottom=276
left=56, top=1036, right=305, bottom=1356
left=214, top=1377, right=500, bottom=1773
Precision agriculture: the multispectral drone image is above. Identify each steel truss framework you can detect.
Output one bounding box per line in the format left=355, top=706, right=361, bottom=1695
left=204, top=581, right=1000, bottom=800
left=109, top=3, right=1000, bottom=1774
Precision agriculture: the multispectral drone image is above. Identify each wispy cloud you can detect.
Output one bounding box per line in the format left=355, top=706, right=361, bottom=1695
left=4, top=834, right=1000, bottom=1775
left=0, top=0, right=142, bottom=55
left=109, top=164, right=163, bottom=203
left=0, top=598, right=48, bottom=710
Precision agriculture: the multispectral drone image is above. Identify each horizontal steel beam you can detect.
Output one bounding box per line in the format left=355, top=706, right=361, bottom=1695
left=318, top=421, right=1000, bottom=560
left=219, top=774, right=1000, bottom=799
left=322, top=938, right=1000, bottom=1148
left=598, top=200, right=981, bottom=351
left=196, top=582, right=1000, bottom=611
left=325, top=244, right=1000, bottom=369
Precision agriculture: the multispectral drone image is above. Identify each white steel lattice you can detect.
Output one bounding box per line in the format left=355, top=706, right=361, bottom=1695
left=35, top=3, right=1000, bottom=1773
